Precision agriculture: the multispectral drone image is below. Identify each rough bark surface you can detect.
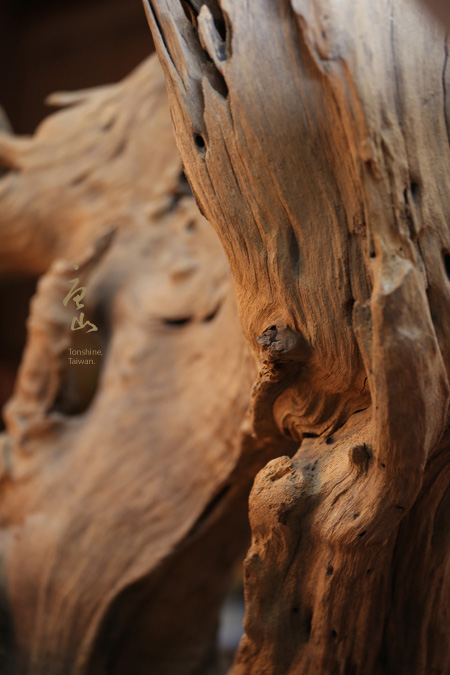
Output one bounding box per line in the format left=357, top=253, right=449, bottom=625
left=0, top=55, right=289, bottom=674
left=145, top=1, right=450, bottom=673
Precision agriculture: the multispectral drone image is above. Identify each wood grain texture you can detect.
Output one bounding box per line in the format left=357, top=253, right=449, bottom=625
left=145, top=1, right=450, bottom=672
left=0, top=57, right=176, bottom=276
left=0, top=54, right=290, bottom=674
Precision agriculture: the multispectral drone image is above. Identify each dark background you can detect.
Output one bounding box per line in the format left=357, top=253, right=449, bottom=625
left=0, top=0, right=153, bottom=133
left=0, top=0, right=154, bottom=426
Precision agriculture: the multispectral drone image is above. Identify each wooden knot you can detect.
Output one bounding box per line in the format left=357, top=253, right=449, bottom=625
left=256, top=324, right=310, bottom=363
left=350, top=443, right=372, bottom=474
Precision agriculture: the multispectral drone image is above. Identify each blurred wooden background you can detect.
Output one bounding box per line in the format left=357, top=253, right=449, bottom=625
left=0, top=0, right=154, bottom=429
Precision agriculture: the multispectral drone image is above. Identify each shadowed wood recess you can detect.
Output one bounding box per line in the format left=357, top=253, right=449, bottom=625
left=145, top=1, right=450, bottom=673
left=0, top=55, right=293, bottom=674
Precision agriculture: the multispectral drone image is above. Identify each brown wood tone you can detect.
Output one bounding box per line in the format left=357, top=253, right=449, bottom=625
left=145, top=1, right=450, bottom=673
left=421, top=0, right=450, bottom=29
left=0, top=54, right=290, bottom=673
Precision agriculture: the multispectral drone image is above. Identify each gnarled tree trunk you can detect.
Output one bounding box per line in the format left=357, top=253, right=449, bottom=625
left=145, top=1, right=450, bottom=673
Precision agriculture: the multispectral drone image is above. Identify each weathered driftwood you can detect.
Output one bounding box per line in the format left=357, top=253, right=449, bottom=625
left=0, top=55, right=288, bottom=674
left=146, top=1, right=450, bottom=673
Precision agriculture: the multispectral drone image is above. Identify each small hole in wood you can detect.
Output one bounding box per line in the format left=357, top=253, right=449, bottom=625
left=443, top=251, right=450, bottom=281
left=164, top=317, right=192, bottom=327
left=410, top=181, right=420, bottom=203
left=194, top=133, right=206, bottom=152
left=205, top=66, right=229, bottom=98
left=325, top=436, right=334, bottom=445
left=214, top=16, right=227, bottom=41
left=358, top=531, right=367, bottom=538
left=331, top=629, right=338, bottom=640
left=403, top=187, right=408, bottom=205
left=351, top=444, right=371, bottom=472
left=305, top=611, right=313, bottom=639
left=346, top=297, right=355, bottom=317
left=326, top=565, right=334, bottom=576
